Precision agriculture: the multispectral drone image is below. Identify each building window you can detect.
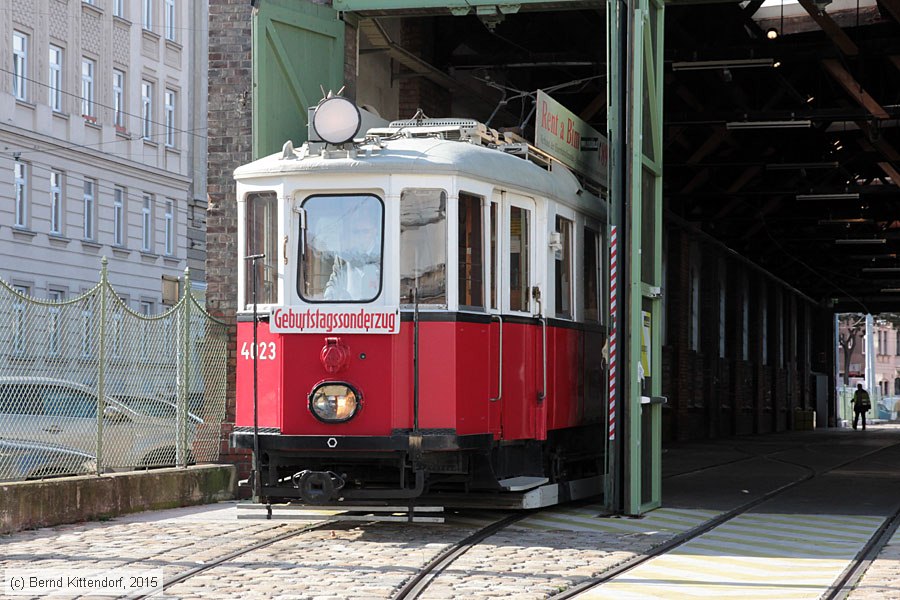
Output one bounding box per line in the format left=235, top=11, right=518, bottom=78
left=142, top=194, right=153, bottom=251
left=81, top=305, right=93, bottom=358
left=761, top=287, right=768, bottom=365
left=741, top=276, right=749, bottom=361
left=14, top=162, right=28, bottom=228
left=113, top=0, right=124, bottom=17
left=12, top=285, right=29, bottom=356
left=113, top=69, right=125, bottom=128
left=718, top=263, right=726, bottom=359
left=141, top=80, right=153, bottom=140
left=13, top=31, right=28, bottom=101
left=83, top=179, right=95, bottom=240
left=47, top=288, right=65, bottom=357
left=81, top=58, right=95, bottom=118
left=49, top=45, right=63, bottom=111
left=50, top=170, right=63, bottom=234
left=164, top=199, right=174, bottom=255
left=83, top=0, right=95, bottom=5
left=114, top=187, right=126, bottom=246
left=142, top=0, right=153, bottom=30
left=164, top=0, right=176, bottom=41
left=140, top=300, right=155, bottom=315
left=690, top=266, right=700, bottom=352
left=164, top=89, right=176, bottom=147
left=554, top=215, right=573, bottom=319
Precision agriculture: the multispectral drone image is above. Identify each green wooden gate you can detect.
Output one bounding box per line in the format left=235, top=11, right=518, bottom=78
left=252, top=0, right=345, bottom=159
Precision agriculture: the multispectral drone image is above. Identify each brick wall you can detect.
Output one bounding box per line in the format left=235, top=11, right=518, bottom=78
left=207, top=0, right=253, bottom=474
left=662, top=224, right=823, bottom=441
left=399, top=19, right=451, bottom=119
left=207, top=1, right=357, bottom=481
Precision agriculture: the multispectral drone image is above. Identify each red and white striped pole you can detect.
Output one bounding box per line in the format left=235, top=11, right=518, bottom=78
left=608, top=225, right=618, bottom=441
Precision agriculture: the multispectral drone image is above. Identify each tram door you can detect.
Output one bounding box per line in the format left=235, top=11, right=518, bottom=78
left=502, top=192, right=540, bottom=441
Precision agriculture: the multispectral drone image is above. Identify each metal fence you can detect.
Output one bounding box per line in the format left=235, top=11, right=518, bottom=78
left=0, top=258, right=231, bottom=482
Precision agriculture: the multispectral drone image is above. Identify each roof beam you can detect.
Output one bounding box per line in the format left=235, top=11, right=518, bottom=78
left=687, top=128, right=727, bottom=165
left=822, top=59, right=890, bottom=119
left=878, top=161, right=900, bottom=187
left=879, top=0, right=900, bottom=24
left=796, top=0, right=860, bottom=56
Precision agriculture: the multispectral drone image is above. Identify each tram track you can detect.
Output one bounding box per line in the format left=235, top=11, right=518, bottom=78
left=389, top=446, right=823, bottom=600
left=114, top=440, right=899, bottom=600
left=548, top=439, right=900, bottom=600
left=824, top=505, right=900, bottom=600
left=128, top=520, right=339, bottom=599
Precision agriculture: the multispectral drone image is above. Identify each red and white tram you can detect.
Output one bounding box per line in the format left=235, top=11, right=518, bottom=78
left=232, top=98, right=608, bottom=507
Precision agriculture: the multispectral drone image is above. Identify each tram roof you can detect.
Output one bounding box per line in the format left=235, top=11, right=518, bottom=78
left=235, top=135, right=605, bottom=217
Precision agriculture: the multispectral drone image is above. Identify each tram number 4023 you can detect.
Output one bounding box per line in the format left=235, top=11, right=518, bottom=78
left=240, top=341, right=276, bottom=360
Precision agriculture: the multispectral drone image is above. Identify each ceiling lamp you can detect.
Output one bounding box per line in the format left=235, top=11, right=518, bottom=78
left=835, top=239, right=887, bottom=245
left=817, top=218, right=873, bottom=225
left=796, top=193, right=860, bottom=201
left=726, top=120, right=812, bottom=130
left=672, top=58, right=775, bottom=71
left=767, top=162, right=839, bottom=170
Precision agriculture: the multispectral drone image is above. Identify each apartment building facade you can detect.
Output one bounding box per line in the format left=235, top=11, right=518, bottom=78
left=1, top=0, right=207, bottom=309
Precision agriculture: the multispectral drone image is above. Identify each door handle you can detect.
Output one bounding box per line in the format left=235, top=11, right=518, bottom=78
left=42, top=425, right=62, bottom=434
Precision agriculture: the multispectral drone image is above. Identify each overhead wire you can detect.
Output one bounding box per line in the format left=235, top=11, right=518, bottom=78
left=0, top=66, right=208, bottom=142
left=0, top=154, right=203, bottom=224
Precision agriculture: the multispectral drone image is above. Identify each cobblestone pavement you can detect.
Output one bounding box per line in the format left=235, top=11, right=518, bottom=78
left=847, top=524, right=900, bottom=600
left=0, top=503, right=713, bottom=600
left=3, top=428, right=900, bottom=599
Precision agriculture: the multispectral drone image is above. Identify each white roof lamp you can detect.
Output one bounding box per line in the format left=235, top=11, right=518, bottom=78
left=312, top=96, right=362, bottom=145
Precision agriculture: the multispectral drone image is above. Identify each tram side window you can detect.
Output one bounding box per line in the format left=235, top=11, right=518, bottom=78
left=509, top=206, right=530, bottom=312
left=458, top=193, right=484, bottom=310
left=299, top=194, right=384, bottom=303
left=584, top=227, right=600, bottom=322
left=555, top=216, right=573, bottom=319
left=244, top=192, right=278, bottom=307
left=400, top=189, right=447, bottom=305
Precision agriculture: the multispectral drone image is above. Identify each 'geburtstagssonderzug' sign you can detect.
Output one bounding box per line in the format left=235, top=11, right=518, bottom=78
left=534, top=90, right=609, bottom=188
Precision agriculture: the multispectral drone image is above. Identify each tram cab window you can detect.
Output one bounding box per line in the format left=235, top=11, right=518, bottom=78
left=244, top=192, right=278, bottom=307
left=298, top=194, right=384, bottom=303
left=400, top=189, right=447, bottom=306
left=554, top=216, right=573, bottom=319
left=458, top=193, right=484, bottom=310
left=509, top=206, right=531, bottom=312
left=583, top=227, right=600, bottom=322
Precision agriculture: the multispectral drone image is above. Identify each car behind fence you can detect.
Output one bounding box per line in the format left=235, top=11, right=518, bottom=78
left=0, top=258, right=230, bottom=482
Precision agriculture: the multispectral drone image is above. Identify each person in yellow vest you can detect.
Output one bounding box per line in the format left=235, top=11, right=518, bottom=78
left=851, top=384, right=871, bottom=430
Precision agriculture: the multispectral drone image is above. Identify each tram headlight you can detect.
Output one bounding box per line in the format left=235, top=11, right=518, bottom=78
left=309, top=383, right=360, bottom=423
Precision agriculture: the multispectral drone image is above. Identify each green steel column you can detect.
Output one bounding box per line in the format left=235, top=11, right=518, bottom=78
left=611, top=0, right=663, bottom=515
left=605, top=0, right=620, bottom=514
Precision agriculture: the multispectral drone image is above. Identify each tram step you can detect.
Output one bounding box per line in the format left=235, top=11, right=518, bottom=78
left=235, top=503, right=445, bottom=523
